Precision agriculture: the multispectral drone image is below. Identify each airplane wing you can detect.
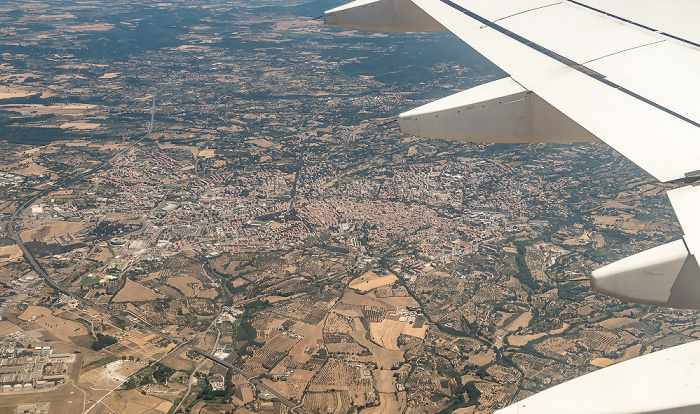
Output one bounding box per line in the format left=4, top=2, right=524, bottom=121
left=325, top=0, right=700, bottom=310
left=324, top=1, right=700, bottom=412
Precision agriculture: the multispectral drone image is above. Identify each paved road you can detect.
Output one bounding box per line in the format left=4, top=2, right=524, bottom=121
left=4, top=92, right=309, bottom=414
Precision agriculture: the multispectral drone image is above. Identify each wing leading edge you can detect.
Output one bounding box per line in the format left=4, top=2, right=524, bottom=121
left=324, top=0, right=700, bottom=412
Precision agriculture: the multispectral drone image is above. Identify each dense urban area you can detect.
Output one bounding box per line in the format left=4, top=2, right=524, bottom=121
left=0, top=0, right=696, bottom=414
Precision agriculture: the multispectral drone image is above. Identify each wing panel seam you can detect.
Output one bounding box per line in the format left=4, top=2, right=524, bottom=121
left=565, top=0, right=700, bottom=48
left=492, top=2, right=562, bottom=24
left=438, top=0, right=700, bottom=131
left=581, top=40, right=666, bottom=65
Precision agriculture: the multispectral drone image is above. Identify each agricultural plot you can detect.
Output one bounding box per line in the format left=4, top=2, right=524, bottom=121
left=101, top=389, right=172, bottom=414
left=285, top=369, right=316, bottom=401
left=261, top=334, right=300, bottom=353
left=590, top=357, right=615, bottom=368
left=347, top=324, right=405, bottom=369
left=186, top=298, right=216, bottom=316
left=323, top=311, right=354, bottom=334
left=326, top=342, right=367, bottom=355
left=505, top=311, right=532, bottom=331
left=0, top=382, right=85, bottom=414
left=466, top=349, right=496, bottom=366
left=289, top=320, right=317, bottom=337
left=112, top=279, right=163, bottom=302
left=166, top=276, right=217, bottom=298
left=370, top=320, right=428, bottom=350
left=160, top=350, right=198, bottom=371
left=598, top=317, right=637, bottom=329
left=19, top=306, right=87, bottom=341
left=289, top=319, right=325, bottom=364
left=349, top=271, right=397, bottom=292
left=575, top=330, right=622, bottom=354
left=0, top=320, right=20, bottom=336
left=20, top=220, right=89, bottom=242
left=308, top=359, right=373, bottom=393
left=361, top=393, right=402, bottom=414
left=303, top=391, right=352, bottom=414
left=0, top=244, right=22, bottom=264
left=107, top=328, right=177, bottom=360
left=507, top=333, right=546, bottom=346
left=372, top=370, right=397, bottom=393
left=80, top=360, right=143, bottom=390
left=376, top=296, right=420, bottom=309
left=340, top=290, right=396, bottom=311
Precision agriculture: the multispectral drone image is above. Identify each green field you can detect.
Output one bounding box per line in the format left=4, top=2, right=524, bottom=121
left=81, top=277, right=101, bottom=286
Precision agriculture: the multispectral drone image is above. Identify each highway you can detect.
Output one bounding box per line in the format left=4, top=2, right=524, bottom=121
left=4, top=92, right=309, bottom=414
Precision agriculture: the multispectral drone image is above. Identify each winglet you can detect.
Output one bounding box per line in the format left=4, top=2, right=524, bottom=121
left=324, top=0, right=445, bottom=33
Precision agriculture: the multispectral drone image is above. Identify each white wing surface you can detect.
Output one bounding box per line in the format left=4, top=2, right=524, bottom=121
left=325, top=1, right=700, bottom=412
left=330, top=0, right=700, bottom=183
left=325, top=0, right=700, bottom=308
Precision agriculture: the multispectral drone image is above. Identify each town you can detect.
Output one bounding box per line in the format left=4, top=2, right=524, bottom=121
left=0, top=0, right=696, bottom=413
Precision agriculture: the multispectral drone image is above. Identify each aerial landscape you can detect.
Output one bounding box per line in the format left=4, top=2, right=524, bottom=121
left=0, top=0, right=697, bottom=413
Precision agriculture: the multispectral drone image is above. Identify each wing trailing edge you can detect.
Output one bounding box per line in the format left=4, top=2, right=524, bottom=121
left=398, top=77, right=598, bottom=143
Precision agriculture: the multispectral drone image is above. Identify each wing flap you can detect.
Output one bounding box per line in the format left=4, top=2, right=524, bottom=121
left=590, top=239, right=700, bottom=309
left=398, top=77, right=598, bottom=142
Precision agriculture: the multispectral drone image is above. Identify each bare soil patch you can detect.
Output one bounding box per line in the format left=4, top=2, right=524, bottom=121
left=289, top=319, right=325, bottom=363
left=0, top=320, right=20, bottom=336
left=112, top=279, right=163, bottom=302
left=349, top=330, right=404, bottom=369
left=80, top=360, right=143, bottom=390
left=361, top=393, right=399, bottom=414
left=0, top=245, right=22, bottom=263
left=20, top=220, right=89, bottom=242
left=197, top=149, right=216, bottom=158
left=466, top=349, right=496, bottom=366
left=340, top=290, right=395, bottom=311
left=349, top=271, right=397, bottom=292
left=60, top=121, right=101, bottom=130
left=505, top=312, right=532, bottom=332
left=598, top=317, right=637, bottom=329
left=376, top=296, right=419, bottom=308
left=370, top=320, right=428, bottom=350
left=590, top=357, right=615, bottom=368
left=18, top=306, right=87, bottom=342
left=247, top=138, right=275, bottom=147
left=102, top=389, right=172, bottom=414
left=373, top=370, right=397, bottom=393
left=166, top=276, right=217, bottom=298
